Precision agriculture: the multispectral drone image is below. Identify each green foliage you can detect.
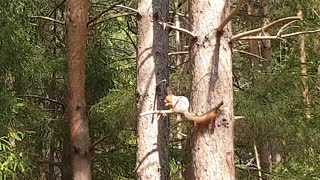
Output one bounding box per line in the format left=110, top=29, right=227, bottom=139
left=0, top=133, right=30, bottom=180
left=90, top=89, right=136, bottom=179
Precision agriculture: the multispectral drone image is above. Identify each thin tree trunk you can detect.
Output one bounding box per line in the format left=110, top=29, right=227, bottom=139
left=254, top=141, right=262, bottom=180
left=66, top=0, right=91, bottom=179
left=247, top=0, right=259, bottom=76
left=189, top=0, right=235, bottom=179
left=175, top=12, right=182, bottom=66
left=255, top=1, right=273, bottom=178
left=260, top=0, right=272, bottom=72
left=257, top=141, right=271, bottom=180
left=298, top=11, right=311, bottom=118
left=136, top=0, right=170, bottom=179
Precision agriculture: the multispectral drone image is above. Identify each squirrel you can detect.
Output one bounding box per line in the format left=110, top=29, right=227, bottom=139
left=164, top=94, right=223, bottom=124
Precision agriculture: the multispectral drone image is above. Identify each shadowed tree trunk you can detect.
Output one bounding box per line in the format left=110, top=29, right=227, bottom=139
left=247, top=0, right=259, bottom=77
left=66, top=0, right=92, bottom=179
left=189, top=0, right=234, bottom=179
left=260, top=0, right=272, bottom=72
left=136, top=0, right=170, bottom=179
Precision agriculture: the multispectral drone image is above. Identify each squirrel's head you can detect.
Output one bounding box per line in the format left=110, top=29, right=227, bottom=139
left=164, top=95, right=173, bottom=108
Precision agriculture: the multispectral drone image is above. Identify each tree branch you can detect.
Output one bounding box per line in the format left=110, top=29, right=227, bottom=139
left=236, top=29, right=320, bottom=40
left=168, top=51, right=189, bottom=56
left=115, top=4, right=138, bottom=13
left=91, top=136, right=109, bottom=148
left=217, top=0, right=244, bottom=31
left=233, top=49, right=268, bottom=61
left=158, top=21, right=196, bottom=38
left=276, top=20, right=299, bottom=37
left=281, top=29, right=320, bottom=37
left=18, top=95, right=64, bottom=107
left=139, top=110, right=174, bottom=117
left=88, top=2, right=123, bottom=26
left=30, top=16, right=65, bottom=25
left=231, top=16, right=302, bottom=41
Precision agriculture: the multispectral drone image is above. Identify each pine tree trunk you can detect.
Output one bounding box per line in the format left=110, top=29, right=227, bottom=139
left=189, top=0, right=235, bottom=179
left=247, top=0, right=259, bottom=76
left=66, top=0, right=92, bottom=179
left=260, top=0, right=272, bottom=72
left=136, top=0, right=170, bottom=179
left=298, top=10, right=311, bottom=118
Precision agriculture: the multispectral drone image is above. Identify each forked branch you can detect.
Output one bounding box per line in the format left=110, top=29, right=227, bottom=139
left=231, top=16, right=302, bottom=41
left=217, top=0, right=244, bottom=31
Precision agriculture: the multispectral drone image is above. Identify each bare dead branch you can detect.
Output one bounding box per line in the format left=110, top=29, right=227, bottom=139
left=231, top=16, right=302, bottom=41
left=281, top=29, right=320, bottom=37
left=158, top=21, right=196, bottom=38
left=233, top=49, right=268, bottom=61
left=217, top=0, right=244, bottom=31
left=30, top=16, right=65, bottom=25
left=237, top=36, right=281, bottom=40
left=168, top=51, right=189, bottom=56
left=18, top=95, right=64, bottom=107
left=139, top=110, right=174, bottom=117
left=88, top=2, right=123, bottom=25
left=276, top=20, right=299, bottom=37
left=91, top=136, right=109, bottom=148
left=238, top=29, right=320, bottom=40
left=116, top=4, right=138, bottom=13
left=94, top=12, right=136, bottom=27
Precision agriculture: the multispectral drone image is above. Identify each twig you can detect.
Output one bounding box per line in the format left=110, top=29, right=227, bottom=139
left=91, top=136, right=109, bottom=148
left=88, top=2, right=123, bottom=25
left=276, top=20, right=299, bottom=37
left=48, top=0, right=67, bottom=18
left=233, top=49, right=268, bottom=61
left=231, top=16, right=302, bottom=41
left=18, top=95, right=64, bottom=107
left=238, top=29, right=320, bottom=40
left=115, top=4, right=138, bottom=13
left=158, top=21, right=196, bottom=38
left=254, top=140, right=262, bottom=180
left=168, top=51, right=189, bottom=56
left=30, top=16, right=65, bottom=25
left=235, top=116, right=245, bottom=120
left=281, top=29, right=320, bottom=37
left=139, top=110, right=173, bottom=117
left=169, top=11, right=188, bottom=17
left=237, top=36, right=282, bottom=40
left=94, top=12, right=136, bottom=27
left=217, top=0, right=244, bottom=31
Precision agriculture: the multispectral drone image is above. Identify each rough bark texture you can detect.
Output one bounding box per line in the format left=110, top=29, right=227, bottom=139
left=257, top=142, right=271, bottom=180
left=247, top=0, right=259, bottom=75
left=298, top=17, right=310, bottom=118
left=136, top=0, right=169, bottom=179
left=189, top=0, right=234, bottom=179
left=62, top=127, right=73, bottom=180
left=67, top=0, right=92, bottom=179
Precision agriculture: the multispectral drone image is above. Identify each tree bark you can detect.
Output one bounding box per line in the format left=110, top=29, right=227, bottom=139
left=260, top=0, right=272, bottom=72
left=247, top=0, right=259, bottom=76
left=257, top=142, right=271, bottom=180
left=66, top=0, right=92, bottom=179
left=189, top=0, right=234, bottom=179
left=136, top=0, right=170, bottom=179
left=298, top=11, right=311, bottom=118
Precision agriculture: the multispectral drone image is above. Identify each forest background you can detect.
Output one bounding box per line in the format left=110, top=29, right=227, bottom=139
left=1, top=0, right=320, bottom=179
